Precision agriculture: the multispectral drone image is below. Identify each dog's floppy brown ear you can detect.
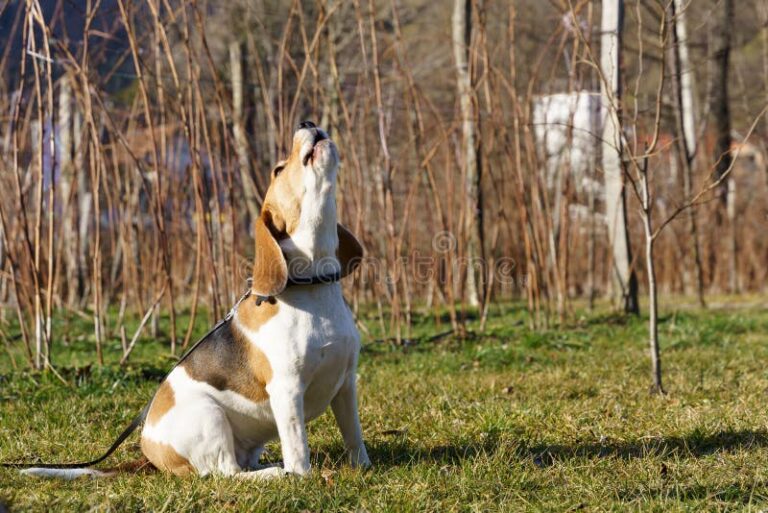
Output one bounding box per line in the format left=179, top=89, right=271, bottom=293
left=337, top=224, right=364, bottom=278
left=252, top=212, right=288, bottom=297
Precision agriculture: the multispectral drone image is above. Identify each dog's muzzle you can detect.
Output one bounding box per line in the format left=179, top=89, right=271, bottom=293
left=299, top=120, right=330, bottom=166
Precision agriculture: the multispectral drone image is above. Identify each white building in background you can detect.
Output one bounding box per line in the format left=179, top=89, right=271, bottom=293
left=532, top=90, right=606, bottom=231
left=532, top=90, right=602, bottom=197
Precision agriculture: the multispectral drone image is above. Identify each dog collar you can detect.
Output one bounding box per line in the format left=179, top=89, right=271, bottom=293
left=254, top=269, right=343, bottom=306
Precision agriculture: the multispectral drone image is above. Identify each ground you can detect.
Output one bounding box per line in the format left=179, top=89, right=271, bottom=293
left=1, top=299, right=768, bottom=512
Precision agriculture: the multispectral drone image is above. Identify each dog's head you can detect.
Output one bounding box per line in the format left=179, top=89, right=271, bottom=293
left=251, top=122, right=362, bottom=298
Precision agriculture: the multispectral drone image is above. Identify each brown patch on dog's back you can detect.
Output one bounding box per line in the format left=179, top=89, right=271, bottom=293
left=181, top=310, right=273, bottom=404
left=147, top=381, right=175, bottom=426
left=140, top=437, right=193, bottom=476
left=238, top=332, right=273, bottom=402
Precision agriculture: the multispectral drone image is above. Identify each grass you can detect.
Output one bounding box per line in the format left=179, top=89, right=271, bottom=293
left=1, top=300, right=768, bottom=511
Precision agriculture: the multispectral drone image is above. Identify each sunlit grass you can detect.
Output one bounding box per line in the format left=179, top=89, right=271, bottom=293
left=1, top=301, right=768, bottom=511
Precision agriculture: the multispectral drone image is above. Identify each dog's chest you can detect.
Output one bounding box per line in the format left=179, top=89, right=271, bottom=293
left=251, top=284, right=358, bottom=385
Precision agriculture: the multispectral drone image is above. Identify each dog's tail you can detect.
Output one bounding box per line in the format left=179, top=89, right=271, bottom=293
left=20, top=458, right=154, bottom=480
left=3, top=406, right=149, bottom=479
left=20, top=467, right=112, bottom=480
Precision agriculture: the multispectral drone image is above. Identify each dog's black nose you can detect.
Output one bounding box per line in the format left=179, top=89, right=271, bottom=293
left=298, top=120, right=316, bottom=130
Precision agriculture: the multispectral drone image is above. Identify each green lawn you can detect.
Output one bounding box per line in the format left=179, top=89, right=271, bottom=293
left=1, top=301, right=768, bottom=511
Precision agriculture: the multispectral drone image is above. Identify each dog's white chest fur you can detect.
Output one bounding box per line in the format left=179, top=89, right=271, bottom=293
left=240, top=284, right=358, bottom=416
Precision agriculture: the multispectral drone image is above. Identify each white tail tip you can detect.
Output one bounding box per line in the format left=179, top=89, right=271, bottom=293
left=20, top=467, right=112, bottom=480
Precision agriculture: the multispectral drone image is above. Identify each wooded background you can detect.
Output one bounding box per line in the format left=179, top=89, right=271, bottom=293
left=0, top=0, right=766, bottom=371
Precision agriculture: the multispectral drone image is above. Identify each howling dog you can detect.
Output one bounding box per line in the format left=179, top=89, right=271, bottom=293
left=16, top=121, right=370, bottom=479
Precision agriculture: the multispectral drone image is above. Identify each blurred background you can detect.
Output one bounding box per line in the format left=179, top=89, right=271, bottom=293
left=0, top=0, right=766, bottom=369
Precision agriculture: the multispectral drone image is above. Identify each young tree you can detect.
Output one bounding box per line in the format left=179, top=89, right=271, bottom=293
left=618, top=0, right=765, bottom=393
left=599, top=0, right=639, bottom=314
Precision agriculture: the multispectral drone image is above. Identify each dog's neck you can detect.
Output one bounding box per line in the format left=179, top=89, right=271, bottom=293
left=279, top=172, right=339, bottom=278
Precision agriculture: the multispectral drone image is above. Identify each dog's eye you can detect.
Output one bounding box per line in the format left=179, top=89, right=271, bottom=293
left=272, top=165, right=285, bottom=177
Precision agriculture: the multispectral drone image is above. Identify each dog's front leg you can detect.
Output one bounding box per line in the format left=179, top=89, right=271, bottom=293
left=268, top=381, right=311, bottom=475
left=331, top=373, right=371, bottom=468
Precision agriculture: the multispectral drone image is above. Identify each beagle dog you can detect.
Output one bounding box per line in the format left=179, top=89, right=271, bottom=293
left=139, top=122, right=370, bottom=478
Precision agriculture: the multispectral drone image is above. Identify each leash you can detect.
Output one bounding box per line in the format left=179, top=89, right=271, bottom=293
left=2, top=270, right=343, bottom=470
left=1, top=286, right=253, bottom=470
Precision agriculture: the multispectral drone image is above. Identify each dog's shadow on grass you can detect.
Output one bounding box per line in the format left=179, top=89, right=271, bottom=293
left=352, top=430, right=768, bottom=504
left=358, top=429, right=768, bottom=469
left=617, top=479, right=768, bottom=504
left=362, top=437, right=501, bottom=468
left=524, top=429, right=768, bottom=467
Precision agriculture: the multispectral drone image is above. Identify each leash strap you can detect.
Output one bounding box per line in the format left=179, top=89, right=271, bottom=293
left=0, top=404, right=150, bottom=469
left=1, top=270, right=341, bottom=470
left=1, top=287, right=253, bottom=470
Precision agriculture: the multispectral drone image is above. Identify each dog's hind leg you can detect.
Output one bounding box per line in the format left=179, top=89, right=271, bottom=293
left=146, top=396, right=242, bottom=477
left=235, top=445, right=270, bottom=470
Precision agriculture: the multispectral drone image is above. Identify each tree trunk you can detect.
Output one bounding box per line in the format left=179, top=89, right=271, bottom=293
left=727, top=178, right=739, bottom=292
left=600, top=0, right=639, bottom=314
left=669, top=0, right=706, bottom=306
left=707, top=0, right=735, bottom=292
left=763, top=3, right=768, bottom=138
left=58, top=74, right=79, bottom=307
left=452, top=0, right=484, bottom=309
left=229, top=40, right=261, bottom=224
left=74, top=108, right=91, bottom=306
left=708, top=0, right=733, bottom=200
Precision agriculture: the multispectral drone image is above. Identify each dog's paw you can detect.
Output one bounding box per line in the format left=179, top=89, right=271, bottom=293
left=354, top=457, right=372, bottom=470
left=349, top=447, right=372, bottom=469
left=235, top=466, right=288, bottom=480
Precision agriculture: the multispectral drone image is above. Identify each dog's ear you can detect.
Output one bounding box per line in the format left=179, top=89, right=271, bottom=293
left=337, top=223, right=364, bottom=278
left=252, top=212, right=288, bottom=297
